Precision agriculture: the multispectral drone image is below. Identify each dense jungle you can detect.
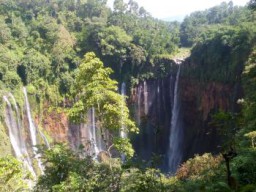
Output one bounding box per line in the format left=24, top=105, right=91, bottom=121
left=0, top=0, right=256, bottom=191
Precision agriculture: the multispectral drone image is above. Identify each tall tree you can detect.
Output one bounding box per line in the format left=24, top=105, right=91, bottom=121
left=113, top=0, right=127, bottom=13
left=69, top=52, right=137, bottom=158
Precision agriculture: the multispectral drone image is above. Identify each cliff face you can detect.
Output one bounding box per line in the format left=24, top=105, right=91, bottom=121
left=1, top=60, right=240, bottom=172
left=25, top=66, right=241, bottom=172
left=130, top=77, right=174, bottom=163
left=37, top=107, right=108, bottom=155
left=130, top=62, right=242, bottom=170
left=39, top=111, right=69, bottom=143
left=180, top=77, right=241, bottom=160
left=37, top=109, right=90, bottom=150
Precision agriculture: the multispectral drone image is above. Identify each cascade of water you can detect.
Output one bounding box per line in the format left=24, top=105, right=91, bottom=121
left=91, top=107, right=99, bottom=156
left=9, top=93, right=21, bottom=130
left=120, top=82, right=127, bottom=161
left=157, top=81, right=160, bottom=113
left=9, top=93, right=32, bottom=156
left=168, top=65, right=183, bottom=173
left=39, top=130, right=50, bottom=148
left=3, top=95, right=36, bottom=177
left=120, top=82, right=127, bottom=138
left=23, top=87, right=44, bottom=173
left=137, top=85, right=142, bottom=126
left=143, top=81, right=148, bottom=115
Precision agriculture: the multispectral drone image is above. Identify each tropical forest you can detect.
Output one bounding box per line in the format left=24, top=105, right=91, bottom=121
left=0, top=0, right=256, bottom=191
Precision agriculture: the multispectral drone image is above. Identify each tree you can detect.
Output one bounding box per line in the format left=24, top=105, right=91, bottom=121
left=0, top=156, right=31, bottom=191
left=35, top=144, right=169, bottom=192
left=35, top=143, right=123, bottom=192
left=244, top=131, right=256, bottom=148
left=51, top=25, right=76, bottom=76
left=20, top=49, right=51, bottom=84
left=69, top=52, right=137, bottom=158
left=113, top=0, right=127, bottom=13
left=0, top=16, right=12, bottom=44
left=97, top=25, right=132, bottom=57
left=210, top=111, right=240, bottom=188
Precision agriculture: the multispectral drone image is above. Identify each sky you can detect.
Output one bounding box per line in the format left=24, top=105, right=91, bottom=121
left=107, top=0, right=249, bottom=21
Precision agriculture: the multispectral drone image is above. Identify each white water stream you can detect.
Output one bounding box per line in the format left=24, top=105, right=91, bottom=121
left=168, top=65, right=183, bottom=173
left=3, top=95, right=36, bottom=177
left=23, top=87, right=44, bottom=173
left=91, top=107, right=100, bottom=157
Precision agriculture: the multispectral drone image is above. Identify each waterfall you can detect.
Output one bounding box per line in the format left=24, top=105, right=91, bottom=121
left=3, top=95, right=36, bottom=177
left=120, top=82, right=127, bottom=139
left=9, top=93, right=21, bottom=131
left=137, top=85, right=142, bottom=126
left=168, top=65, right=183, bottom=173
left=23, top=87, right=44, bottom=173
left=157, top=80, right=160, bottom=115
left=143, top=81, right=148, bottom=115
left=91, top=107, right=100, bottom=157
left=39, top=130, right=50, bottom=148
left=120, top=82, right=127, bottom=161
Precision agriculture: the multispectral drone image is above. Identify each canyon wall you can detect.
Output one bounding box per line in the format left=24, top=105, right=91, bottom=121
left=1, top=59, right=242, bottom=174
left=130, top=60, right=242, bottom=172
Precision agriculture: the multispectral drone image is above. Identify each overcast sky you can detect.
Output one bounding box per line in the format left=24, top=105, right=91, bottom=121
left=107, top=0, right=249, bottom=21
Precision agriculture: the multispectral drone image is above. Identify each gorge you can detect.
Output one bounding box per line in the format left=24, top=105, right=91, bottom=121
left=2, top=56, right=241, bottom=176
left=0, top=0, right=255, bottom=191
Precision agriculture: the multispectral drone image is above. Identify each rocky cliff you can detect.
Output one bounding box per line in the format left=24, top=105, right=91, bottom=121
left=130, top=59, right=242, bottom=171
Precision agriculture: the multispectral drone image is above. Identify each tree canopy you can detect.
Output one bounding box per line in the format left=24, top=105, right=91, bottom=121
left=69, top=52, right=137, bottom=158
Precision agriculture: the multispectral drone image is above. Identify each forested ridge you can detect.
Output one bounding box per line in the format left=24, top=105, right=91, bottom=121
left=0, top=0, right=256, bottom=191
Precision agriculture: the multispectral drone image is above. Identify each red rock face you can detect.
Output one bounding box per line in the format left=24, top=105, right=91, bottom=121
left=180, top=77, right=242, bottom=160
left=130, top=72, right=241, bottom=168
left=35, top=108, right=88, bottom=150
left=181, top=79, right=232, bottom=121
left=40, top=110, right=69, bottom=143
left=35, top=106, right=107, bottom=153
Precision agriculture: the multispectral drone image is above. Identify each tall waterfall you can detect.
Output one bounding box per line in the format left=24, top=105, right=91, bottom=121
left=120, top=82, right=127, bottom=139
left=3, top=95, right=36, bottom=177
left=23, top=87, right=44, bottom=173
left=90, top=107, right=100, bottom=156
left=120, top=82, right=127, bottom=161
left=143, top=81, right=148, bottom=115
left=168, top=65, right=183, bottom=173
left=137, top=85, right=142, bottom=126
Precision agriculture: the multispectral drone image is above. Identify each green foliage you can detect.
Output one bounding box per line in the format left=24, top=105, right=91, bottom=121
left=244, top=131, right=256, bottom=148
left=0, top=0, right=180, bottom=93
left=232, top=149, right=256, bottom=185
left=0, top=122, right=12, bottom=157
left=180, top=2, right=253, bottom=47
left=210, top=111, right=240, bottom=150
left=98, top=26, right=132, bottom=57
left=2, top=71, right=22, bottom=90
left=113, top=138, right=134, bottom=159
left=69, top=52, right=137, bottom=157
left=120, top=168, right=165, bottom=192
left=35, top=144, right=176, bottom=192
left=20, top=49, right=51, bottom=84
left=0, top=156, right=30, bottom=191
left=227, top=47, right=256, bottom=189
left=176, top=153, right=223, bottom=181
left=241, top=49, right=256, bottom=136
left=185, top=23, right=256, bottom=83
